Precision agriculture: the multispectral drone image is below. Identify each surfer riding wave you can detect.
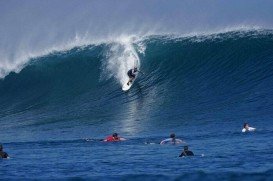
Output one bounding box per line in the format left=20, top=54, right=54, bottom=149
left=127, top=67, right=138, bottom=85
left=126, top=67, right=144, bottom=86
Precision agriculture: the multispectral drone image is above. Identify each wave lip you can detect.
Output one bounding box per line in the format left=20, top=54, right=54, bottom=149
left=0, top=30, right=273, bottom=127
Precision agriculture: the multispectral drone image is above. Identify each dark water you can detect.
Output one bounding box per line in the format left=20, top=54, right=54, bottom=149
left=1, top=30, right=273, bottom=180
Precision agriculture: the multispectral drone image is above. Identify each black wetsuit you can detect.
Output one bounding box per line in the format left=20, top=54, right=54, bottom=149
left=0, top=151, right=8, bottom=158
left=179, top=150, right=194, bottom=157
left=127, top=69, right=136, bottom=78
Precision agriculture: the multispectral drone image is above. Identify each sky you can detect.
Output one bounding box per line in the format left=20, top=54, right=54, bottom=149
left=0, top=0, right=273, bottom=77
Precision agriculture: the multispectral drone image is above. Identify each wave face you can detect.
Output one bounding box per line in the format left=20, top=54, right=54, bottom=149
left=0, top=30, right=273, bottom=135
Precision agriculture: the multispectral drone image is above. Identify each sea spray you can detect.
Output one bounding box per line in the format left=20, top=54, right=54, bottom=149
left=100, top=37, right=141, bottom=86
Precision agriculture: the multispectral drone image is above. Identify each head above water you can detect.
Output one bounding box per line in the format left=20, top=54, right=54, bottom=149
left=184, top=146, right=189, bottom=151
left=170, top=133, right=175, bottom=139
left=112, top=133, right=118, bottom=138
left=0, top=144, right=3, bottom=151
left=244, top=123, right=249, bottom=128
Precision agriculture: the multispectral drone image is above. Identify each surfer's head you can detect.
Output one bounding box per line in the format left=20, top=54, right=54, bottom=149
left=184, top=146, right=189, bottom=151
left=0, top=144, right=3, bottom=151
left=112, top=133, right=118, bottom=138
left=244, top=123, right=249, bottom=128
left=134, top=67, right=138, bottom=71
left=170, top=133, right=175, bottom=139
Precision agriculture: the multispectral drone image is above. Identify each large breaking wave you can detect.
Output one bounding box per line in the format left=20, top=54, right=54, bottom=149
left=0, top=30, right=273, bottom=128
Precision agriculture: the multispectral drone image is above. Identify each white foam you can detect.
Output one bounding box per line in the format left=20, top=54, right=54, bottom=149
left=2, top=0, right=273, bottom=79
left=0, top=25, right=270, bottom=80
left=100, top=35, right=141, bottom=86
left=0, top=33, right=95, bottom=78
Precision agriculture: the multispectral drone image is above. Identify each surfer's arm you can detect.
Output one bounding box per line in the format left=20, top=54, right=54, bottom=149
left=176, top=139, right=185, bottom=144
left=179, top=152, right=186, bottom=157
left=160, top=139, right=167, bottom=144
left=138, top=70, right=145, bottom=75
left=103, top=138, right=110, bottom=142
left=248, top=127, right=256, bottom=131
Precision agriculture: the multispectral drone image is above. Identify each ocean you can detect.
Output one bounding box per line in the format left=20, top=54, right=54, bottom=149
left=1, top=30, right=273, bottom=180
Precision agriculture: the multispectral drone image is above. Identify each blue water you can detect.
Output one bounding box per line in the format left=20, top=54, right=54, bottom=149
left=1, top=30, right=273, bottom=180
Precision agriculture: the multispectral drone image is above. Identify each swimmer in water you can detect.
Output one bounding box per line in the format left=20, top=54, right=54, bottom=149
left=104, top=133, right=126, bottom=142
left=0, top=144, right=9, bottom=159
left=242, top=123, right=256, bottom=132
left=160, top=133, right=184, bottom=145
left=179, top=145, right=194, bottom=157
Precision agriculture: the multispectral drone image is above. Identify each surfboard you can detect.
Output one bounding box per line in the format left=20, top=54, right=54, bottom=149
left=122, top=78, right=135, bottom=91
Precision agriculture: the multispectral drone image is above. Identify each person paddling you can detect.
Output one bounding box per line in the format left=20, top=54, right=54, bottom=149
left=104, top=133, right=126, bottom=142
left=160, top=133, right=184, bottom=145
left=242, top=123, right=256, bottom=132
left=0, top=144, right=9, bottom=159
left=179, top=146, right=194, bottom=157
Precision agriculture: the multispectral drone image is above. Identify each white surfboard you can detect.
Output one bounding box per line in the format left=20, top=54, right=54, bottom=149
left=122, top=79, right=135, bottom=91
left=122, top=73, right=138, bottom=91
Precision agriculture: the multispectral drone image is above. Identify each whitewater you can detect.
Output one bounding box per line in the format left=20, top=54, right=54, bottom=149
left=1, top=0, right=273, bottom=180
